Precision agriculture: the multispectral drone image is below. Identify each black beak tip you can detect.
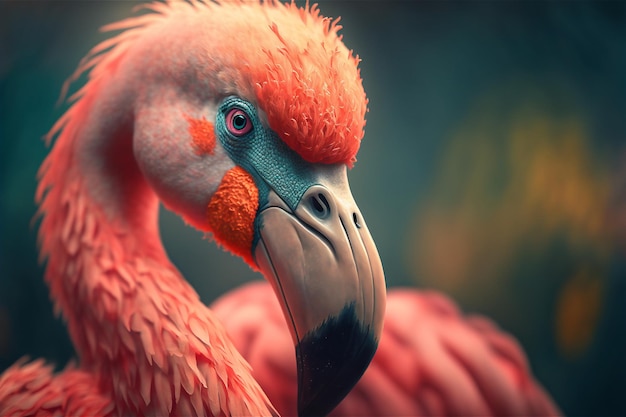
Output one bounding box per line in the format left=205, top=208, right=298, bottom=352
left=295, top=304, right=378, bottom=417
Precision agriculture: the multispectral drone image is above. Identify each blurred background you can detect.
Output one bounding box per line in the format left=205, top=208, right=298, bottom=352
left=1, top=1, right=625, bottom=415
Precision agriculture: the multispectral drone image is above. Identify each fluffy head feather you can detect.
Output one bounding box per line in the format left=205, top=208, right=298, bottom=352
left=56, top=0, right=368, bottom=167
left=250, top=3, right=368, bottom=167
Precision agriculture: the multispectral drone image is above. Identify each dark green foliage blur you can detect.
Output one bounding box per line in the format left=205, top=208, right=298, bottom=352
left=1, top=1, right=624, bottom=415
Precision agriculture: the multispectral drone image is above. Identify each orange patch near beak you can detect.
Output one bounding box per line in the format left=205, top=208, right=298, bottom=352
left=206, top=166, right=259, bottom=266
left=185, top=115, right=216, bottom=155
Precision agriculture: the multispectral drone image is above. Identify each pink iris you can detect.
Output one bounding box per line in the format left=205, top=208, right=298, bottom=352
left=226, top=108, right=253, bottom=136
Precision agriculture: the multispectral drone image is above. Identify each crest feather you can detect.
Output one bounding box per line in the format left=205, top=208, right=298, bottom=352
left=250, top=2, right=368, bottom=167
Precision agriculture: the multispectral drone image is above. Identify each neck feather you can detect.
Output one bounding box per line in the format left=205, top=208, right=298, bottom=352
left=36, top=64, right=274, bottom=417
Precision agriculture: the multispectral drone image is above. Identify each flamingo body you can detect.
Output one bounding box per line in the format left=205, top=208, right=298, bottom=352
left=0, top=360, right=113, bottom=416
left=0, top=1, right=387, bottom=415
left=212, top=281, right=562, bottom=416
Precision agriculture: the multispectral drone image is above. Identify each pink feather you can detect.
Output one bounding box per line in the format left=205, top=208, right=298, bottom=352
left=212, top=281, right=562, bottom=417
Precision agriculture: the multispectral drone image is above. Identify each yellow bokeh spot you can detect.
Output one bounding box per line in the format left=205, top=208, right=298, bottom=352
left=407, top=81, right=611, bottom=356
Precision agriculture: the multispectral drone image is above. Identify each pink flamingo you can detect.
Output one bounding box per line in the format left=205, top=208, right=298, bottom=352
left=212, top=281, right=562, bottom=416
left=0, top=1, right=387, bottom=416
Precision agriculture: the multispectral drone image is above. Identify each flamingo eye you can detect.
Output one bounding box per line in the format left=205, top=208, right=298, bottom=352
left=226, top=108, right=252, bottom=137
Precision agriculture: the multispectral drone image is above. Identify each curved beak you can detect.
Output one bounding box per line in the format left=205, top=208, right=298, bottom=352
left=254, top=166, right=386, bottom=417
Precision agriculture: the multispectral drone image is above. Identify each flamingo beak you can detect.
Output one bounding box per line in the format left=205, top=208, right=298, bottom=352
left=254, top=166, right=386, bottom=417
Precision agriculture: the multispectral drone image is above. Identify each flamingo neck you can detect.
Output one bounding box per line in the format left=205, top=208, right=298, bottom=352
left=37, top=78, right=273, bottom=415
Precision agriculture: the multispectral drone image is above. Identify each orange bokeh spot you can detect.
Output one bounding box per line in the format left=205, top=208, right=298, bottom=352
left=206, top=166, right=259, bottom=266
left=186, top=115, right=216, bottom=155
left=555, top=268, right=604, bottom=358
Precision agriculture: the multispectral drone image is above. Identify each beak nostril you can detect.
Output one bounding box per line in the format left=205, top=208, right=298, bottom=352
left=353, top=212, right=361, bottom=228
left=310, top=196, right=323, bottom=213
left=309, top=193, right=331, bottom=219
left=318, top=193, right=329, bottom=211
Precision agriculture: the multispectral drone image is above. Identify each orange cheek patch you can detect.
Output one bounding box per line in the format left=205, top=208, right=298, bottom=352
left=206, top=166, right=259, bottom=266
left=185, top=115, right=216, bottom=155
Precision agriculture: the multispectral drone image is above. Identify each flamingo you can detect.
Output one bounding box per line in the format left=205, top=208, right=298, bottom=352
left=0, top=1, right=387, bottom=416
left=213, top=282, right=562, bottom=416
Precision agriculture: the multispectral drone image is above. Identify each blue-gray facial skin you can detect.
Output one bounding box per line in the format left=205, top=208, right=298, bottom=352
left=216, top=95, right=320, bottom=248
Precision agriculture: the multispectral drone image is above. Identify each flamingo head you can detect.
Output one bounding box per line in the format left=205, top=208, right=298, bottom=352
left=123, top=2, right=386, bottom=414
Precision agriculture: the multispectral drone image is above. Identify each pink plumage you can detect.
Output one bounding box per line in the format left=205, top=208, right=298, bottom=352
left=0, top=359, right=114, bottom=416
left=211, top=281, right=561, bottom=416
left=0, top=0, right=559, bottom=415
left=1, top=0, right=386, bottom=414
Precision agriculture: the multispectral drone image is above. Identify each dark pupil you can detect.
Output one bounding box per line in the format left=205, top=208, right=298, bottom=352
left=233, top=114, right=247, bottom=130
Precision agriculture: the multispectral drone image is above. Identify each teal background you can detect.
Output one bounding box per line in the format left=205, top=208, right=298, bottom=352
left=1, top=2, right=625, bottom=415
